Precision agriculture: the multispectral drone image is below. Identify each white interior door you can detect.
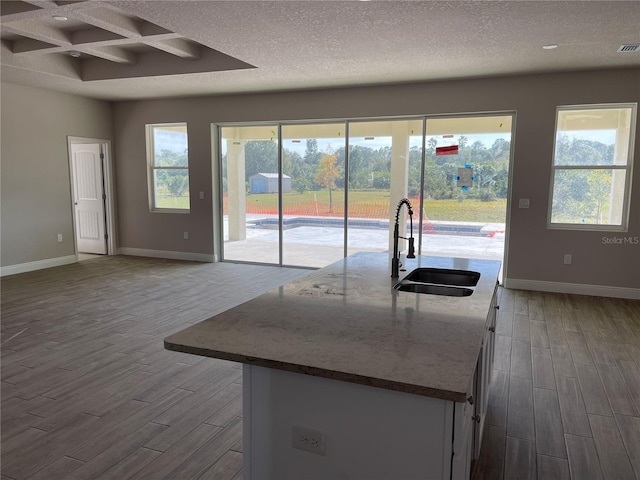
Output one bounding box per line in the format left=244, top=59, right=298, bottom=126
left=71, top=143, right=107, bottom=254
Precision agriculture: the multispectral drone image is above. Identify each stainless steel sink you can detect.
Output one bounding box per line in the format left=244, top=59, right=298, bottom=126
left=403, top=268, right=480, bottom=287
left=393, top=267, right=480, bottom=296
left=395, top=283, right=474, bottom=297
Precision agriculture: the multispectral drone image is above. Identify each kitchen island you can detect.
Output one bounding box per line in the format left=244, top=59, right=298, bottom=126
left=165, top=252, right=501, bottom=479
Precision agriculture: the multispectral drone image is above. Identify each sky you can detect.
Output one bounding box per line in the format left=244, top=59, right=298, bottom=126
left=155, top=129, right=188, bottom=154
left=559, top=129, right=615, bottom=145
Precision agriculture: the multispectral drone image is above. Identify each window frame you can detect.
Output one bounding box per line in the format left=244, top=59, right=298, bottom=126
left=146, top=122, right=190, bottom=213
left=547, top=103, right=636, bottom=232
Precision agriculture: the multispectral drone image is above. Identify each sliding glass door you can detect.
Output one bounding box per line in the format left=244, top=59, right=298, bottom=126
left=421, top=115, right=512, bottom=260
left=218, top=113, right=513, bottom=269
left=220, top=125, right=280, bottom=264
left=281, top=124, right=346, bottom=267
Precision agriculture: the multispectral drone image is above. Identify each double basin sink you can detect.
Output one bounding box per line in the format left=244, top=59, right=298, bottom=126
left=394, top=267, right=480, bottom=297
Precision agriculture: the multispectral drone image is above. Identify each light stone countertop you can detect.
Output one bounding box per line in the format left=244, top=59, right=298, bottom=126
left=165, top=252, right=501, bottom=402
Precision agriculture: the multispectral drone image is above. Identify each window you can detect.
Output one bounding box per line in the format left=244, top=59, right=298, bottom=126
left=548, top=104, right=636, bottom=230
left=146, top=123, right=190, bottom=212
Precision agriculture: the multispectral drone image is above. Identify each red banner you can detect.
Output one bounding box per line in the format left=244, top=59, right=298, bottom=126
left=436, top=145, right=459, bottom=156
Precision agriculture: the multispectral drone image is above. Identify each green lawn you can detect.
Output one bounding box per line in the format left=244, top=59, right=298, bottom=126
left=422, top=198, right=507, bottom=223
left=240, top=190, right=507, bottom=223
left=156, top=196, right=190, bottom=210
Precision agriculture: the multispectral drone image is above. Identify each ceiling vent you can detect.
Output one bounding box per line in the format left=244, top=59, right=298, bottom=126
left=617, top=44, right=640, bottom=52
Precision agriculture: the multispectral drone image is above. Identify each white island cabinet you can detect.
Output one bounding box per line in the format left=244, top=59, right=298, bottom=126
left=165, top=252, right=501, bottom=480
left=452, top=287, right=498, bottom=479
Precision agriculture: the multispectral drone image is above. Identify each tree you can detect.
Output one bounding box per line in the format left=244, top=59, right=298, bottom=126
left=162, top=171, right=189, bottom=197
left=155, top=149, right=189, bottom=197
left=293, top=177, right=312, bottom=194
left=555, top=135, right=611, bottom=166
left=489, top=138, right=511, bottom=161
left=284, top=150, right=313, bottom=193
left=474, top=163, right=498, bottom=197
left=470, top=140, right=491, bottom=162
left=372, top=172, right=390, bottom=189
left=243, top=140, right=278, bottom=180
left=346, top=145, right=370, bottom=189
left=304, top=139, right=323, bottom=167
left=315, top=153, right=342, bottom=212
left=408, top=145, right=423, bottom=197
left=551, top=135, right=616, bottom=223
left=587, top=169, right=612, bottom=223
left=551, top=169, right=590, bottom=222
left=157, top=148, right=187, bottom=167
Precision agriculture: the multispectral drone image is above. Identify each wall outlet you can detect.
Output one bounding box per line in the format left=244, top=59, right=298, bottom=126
left=518, top=198, right=530, bottom=209
left=292, top=425, right=326, bottom=456
left=564, top=254, right=572, bottom=265
left=183, top=231, right=189, bottom=240
left=57, top=233, right=63, bottom=242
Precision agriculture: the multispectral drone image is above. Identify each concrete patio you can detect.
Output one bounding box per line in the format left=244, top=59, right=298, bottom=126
left=223, top=215, right=506, bottom=269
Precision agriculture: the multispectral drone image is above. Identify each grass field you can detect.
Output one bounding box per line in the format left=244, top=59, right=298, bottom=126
left=162, top=190, right=507, bottom=223
left=156, top=196, right=190, bottom=210
left=239, top=190, right=507, bottom=223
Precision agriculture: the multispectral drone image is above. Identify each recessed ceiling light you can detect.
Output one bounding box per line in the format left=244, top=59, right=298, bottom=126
left=543, top=44, right=558, bottom=50
left=69, top=50, right=81, bottom=58
left=53, top=15, right=68, bottom=21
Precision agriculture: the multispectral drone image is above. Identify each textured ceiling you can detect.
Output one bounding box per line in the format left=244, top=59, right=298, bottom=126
left=1, top=0, right=639, bottom=101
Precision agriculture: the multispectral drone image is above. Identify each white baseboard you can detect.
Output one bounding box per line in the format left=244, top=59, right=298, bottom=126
left=118, top=247, right=215, bottom=263
left=503, top=278, right=640, bottom=300
left=0, top=255, right=77, bottom=277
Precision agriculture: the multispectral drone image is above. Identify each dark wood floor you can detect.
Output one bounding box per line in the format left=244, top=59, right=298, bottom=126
left=1, top=256, right=308, bottom=480
left=474, top=286, right=640, bottom=479
left=2, top=255, right=639, bottom=479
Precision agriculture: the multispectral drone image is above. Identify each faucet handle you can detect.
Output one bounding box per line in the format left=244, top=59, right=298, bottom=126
left=407, top=237, right=416, bottom=258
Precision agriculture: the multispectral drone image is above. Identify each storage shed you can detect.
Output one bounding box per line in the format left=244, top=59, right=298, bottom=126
left=249, top=173, right=291, bottom=193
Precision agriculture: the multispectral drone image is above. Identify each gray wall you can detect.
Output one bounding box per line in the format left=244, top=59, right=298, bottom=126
left=113, top=68, right=640, bottom=290
left=1, top=69, right=636, bottom=290
left=1, top=82, right=113, bottom=268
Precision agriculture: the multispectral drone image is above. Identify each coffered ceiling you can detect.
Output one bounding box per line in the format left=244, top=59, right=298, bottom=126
left=1, top=0, right=639, bottom=101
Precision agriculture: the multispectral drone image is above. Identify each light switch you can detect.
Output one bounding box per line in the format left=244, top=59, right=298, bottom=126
left=199, top=191, right=205, bottom=200
left=519, top=199, right=530, bottom=209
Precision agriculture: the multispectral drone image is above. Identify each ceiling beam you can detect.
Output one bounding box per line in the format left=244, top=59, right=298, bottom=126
left=77, top=45, right=137, bottom=64
left=81, top=48, right=255, bottom=81
left=2, top=1, right=196, bottom=67
left=3, top=17, right=135, bottom=63
left=74, top=6, right=174, bottom=41
left=10, top=41, right=138, bottom=64
left=72, top=6, right=142, bottom=38
left=9, top=31, right=188, bottom=56
left=9, top=37, right=57, bottom=54
left=0, top=39, right=81, bottom=79
left=71, top=28, right=124, bottom=45
left=144, top=38, right=200, bottom=59
left=19, top=0, right=59, bottom=10
left=2, top=20, right=71, bottom=46
left=0, top=1, right=42, bottom=17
